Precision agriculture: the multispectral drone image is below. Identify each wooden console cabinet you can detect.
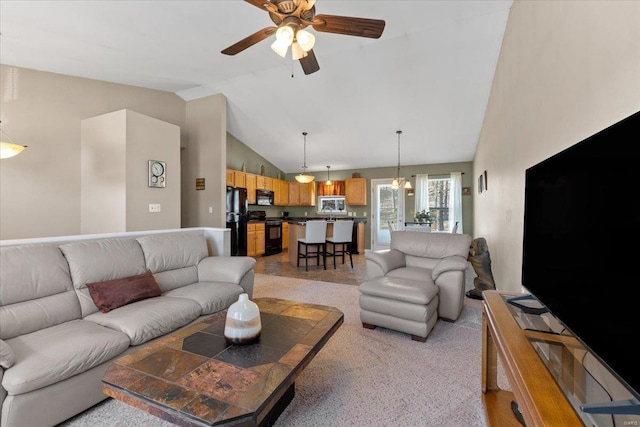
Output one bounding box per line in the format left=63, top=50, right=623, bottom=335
left=482, top=290, right=584, bottom=426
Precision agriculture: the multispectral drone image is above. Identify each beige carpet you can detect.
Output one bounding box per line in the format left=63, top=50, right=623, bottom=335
left=59, top=273, right=497, bottom=427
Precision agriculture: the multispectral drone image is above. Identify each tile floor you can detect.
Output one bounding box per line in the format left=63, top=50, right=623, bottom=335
left=252, top=249, right=367, bottom=286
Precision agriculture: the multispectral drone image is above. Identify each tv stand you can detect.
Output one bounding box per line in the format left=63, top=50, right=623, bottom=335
left=482, top=290, right=640, bottom=426
left=482, top=290, right=583, bottom=426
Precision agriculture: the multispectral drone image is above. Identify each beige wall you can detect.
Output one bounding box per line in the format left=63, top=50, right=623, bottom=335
left=181, top=94, right=227, bottom=229
left=80, top=109, right=180, bottom=234
left=473, top=0, right=640, bottom=292
left=0, top=65, right=186, bottom=240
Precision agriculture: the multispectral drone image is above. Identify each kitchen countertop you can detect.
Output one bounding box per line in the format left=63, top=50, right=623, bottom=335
left=284, top=217, right=367, bottom=224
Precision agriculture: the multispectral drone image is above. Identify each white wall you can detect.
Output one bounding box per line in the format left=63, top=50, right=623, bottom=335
left=473, top=0, right=640, bottom=292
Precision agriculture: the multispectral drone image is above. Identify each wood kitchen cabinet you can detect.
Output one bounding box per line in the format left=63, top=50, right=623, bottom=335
left=282, top=222, right=289, bottom=250
left=246, top=174, right=257, bottom=204
left=288, top=181, right=316, bottom=206
left=256, top=176, right=274, bottom=191
left=233, top=171, right=246, bottom=189
left=226, top=169, right=234, bottom=186
left=247, top=222, right=265, bottom=257
left=345, top=178, right=367, bottom=205
left=275, top=179, right=289, bottom=206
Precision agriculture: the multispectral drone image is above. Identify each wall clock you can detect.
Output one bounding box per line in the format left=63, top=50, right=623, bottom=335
left=148, top=160, right=166, bottom=188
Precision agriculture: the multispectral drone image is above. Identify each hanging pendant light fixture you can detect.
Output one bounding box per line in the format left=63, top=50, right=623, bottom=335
left=0, top=121, right=27, bottom=159
left=325, top=165, right=332, bottom=185
left=295, top=131, right=314, bottom=183
left=391, top=130, right=412, bottom=190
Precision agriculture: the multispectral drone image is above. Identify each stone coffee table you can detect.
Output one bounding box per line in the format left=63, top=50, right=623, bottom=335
left=102, top=297, right=343, bottom=426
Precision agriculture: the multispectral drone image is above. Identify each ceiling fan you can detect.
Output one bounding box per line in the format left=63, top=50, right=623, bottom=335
left=221, top=0, right=386, bottom=75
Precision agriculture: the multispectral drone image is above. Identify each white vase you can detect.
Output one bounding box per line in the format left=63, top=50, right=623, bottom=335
left=224, top=293, right=261, bottom=345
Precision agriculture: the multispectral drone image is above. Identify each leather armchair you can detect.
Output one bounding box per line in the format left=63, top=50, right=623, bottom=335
left=365, top=231, right=472, bottom=321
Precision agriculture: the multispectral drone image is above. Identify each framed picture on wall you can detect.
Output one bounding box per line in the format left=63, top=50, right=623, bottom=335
left=483, top=170, right=488, bottom=191
left=478, top=174, right=484, bottom=194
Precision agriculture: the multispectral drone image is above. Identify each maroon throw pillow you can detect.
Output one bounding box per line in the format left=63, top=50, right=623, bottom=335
left=87, top=270, right=162, bottom=313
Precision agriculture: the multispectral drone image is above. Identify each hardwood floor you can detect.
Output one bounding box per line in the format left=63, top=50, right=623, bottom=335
left=252, top=248, right=367, bottom=286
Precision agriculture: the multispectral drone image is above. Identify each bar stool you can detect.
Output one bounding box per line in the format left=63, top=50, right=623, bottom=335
left=297, top=220, right=327, bottom=271
left=326, top=220, right=354, bottom=268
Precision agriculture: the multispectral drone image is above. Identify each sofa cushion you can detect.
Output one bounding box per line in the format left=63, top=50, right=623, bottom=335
left=87, top=270, right=162, bottom=313
left=164, top=281, right=244, bottom=315
left=3, top=320, right=130, bottom=395
left=0, top=339, right=15, bottom=369
left=391, top=231, right=472, bottom=259
left=137, top=232, right=208, bottom=292
left=0, top=244, right=81, bottom=340
left=59, top=238, right=147, bottom=317
left=83, top=296, right=201, bottom=345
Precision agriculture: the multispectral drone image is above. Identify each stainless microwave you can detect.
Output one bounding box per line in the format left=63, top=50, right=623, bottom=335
left=256, top=189, right=274, bottom=206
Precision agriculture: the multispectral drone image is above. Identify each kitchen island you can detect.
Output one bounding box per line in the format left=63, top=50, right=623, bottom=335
left=286, top=217, right=367, bottom=267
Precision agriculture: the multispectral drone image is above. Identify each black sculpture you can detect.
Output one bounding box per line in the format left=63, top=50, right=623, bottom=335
left=466, top=237, right=496, bottom=300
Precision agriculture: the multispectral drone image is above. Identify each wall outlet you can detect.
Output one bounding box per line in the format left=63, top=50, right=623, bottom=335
left=149, top=203, right=161, bottom=213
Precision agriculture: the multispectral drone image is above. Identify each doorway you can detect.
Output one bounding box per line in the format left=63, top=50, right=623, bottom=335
left=371, top=178, right=405, bottom=251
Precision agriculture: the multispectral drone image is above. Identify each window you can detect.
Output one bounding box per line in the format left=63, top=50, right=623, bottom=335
left=415, top=173, right=462, bottom=233
left=426, top=177, right=451, bottom=231
left=317, top=196, right=346, bottom=214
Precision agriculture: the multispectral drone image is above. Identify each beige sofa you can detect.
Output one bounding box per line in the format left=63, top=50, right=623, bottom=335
left=361, top=231, right=472, bottom=340
left=0, top=228, right=256, bottom=427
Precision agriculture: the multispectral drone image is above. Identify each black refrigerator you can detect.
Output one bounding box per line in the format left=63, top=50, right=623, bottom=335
left=226, top=186, right=248, bottom=256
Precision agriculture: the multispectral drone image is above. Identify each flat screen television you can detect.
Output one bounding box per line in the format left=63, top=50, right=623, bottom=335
left=522, top=110, right=640, bottom=409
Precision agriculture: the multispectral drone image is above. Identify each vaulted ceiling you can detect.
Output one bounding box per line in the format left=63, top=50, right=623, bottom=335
left=0, top=0, right=513, bottom=173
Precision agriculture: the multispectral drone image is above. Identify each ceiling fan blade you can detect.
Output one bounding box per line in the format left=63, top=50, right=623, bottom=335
left=312, top=14, right=385, bottom=39
left=299, top=49, right=320, bottom=75
left=244, top=0, right=280, bottom=14
left=221, top=26, right=277, bottom=56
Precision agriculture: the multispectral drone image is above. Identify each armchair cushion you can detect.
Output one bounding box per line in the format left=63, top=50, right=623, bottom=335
left=364, top=249, right=406, bottom=275
left=391, top=231, right=471, bottom=259
left=431, top=256, right=470, bottom=281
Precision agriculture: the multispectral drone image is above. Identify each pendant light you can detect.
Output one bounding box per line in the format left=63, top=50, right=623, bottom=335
left=391, top=130, right=412, bottom=190
left=325, top=165, right=332, bottom=185
left=0, top=121, right=27, bottom=159
left=295, top=131, right=314, bottom=183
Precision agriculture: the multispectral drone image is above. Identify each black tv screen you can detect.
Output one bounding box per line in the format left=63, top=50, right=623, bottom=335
left=522, top=110, right=640, bottom=402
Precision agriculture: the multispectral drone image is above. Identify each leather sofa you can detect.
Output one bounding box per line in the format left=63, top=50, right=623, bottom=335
left=361, top=231, right=472, bottom=340
left=0, top=228, right=256, bottom=427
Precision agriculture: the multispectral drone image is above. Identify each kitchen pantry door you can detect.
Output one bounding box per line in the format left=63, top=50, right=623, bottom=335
left=370, top=178, right=405, bottom=251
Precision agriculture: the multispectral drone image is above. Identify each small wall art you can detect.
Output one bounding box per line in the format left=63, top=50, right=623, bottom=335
left=462, top=187, right=471, bottom=196
left=478, top=174, right=484, bottom=194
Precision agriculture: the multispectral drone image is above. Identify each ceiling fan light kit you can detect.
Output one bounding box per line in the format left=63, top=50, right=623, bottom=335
left=222, top=0, right=385, bottom=75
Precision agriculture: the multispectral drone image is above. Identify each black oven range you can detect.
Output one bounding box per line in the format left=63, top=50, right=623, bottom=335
left=247, top=210, right=282, bottom=256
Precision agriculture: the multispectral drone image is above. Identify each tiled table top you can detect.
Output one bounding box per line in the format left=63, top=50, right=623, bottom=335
left=102, top=298, right=344, bottom=426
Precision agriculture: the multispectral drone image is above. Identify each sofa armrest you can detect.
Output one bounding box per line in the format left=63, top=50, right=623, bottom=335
left=431, top=256, right=469, bottom=281
left=0, top=339, right=15, bottom=369
left=364, top=249, right=406, bottom=277
left=197, top=256, right=256, bottom=285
